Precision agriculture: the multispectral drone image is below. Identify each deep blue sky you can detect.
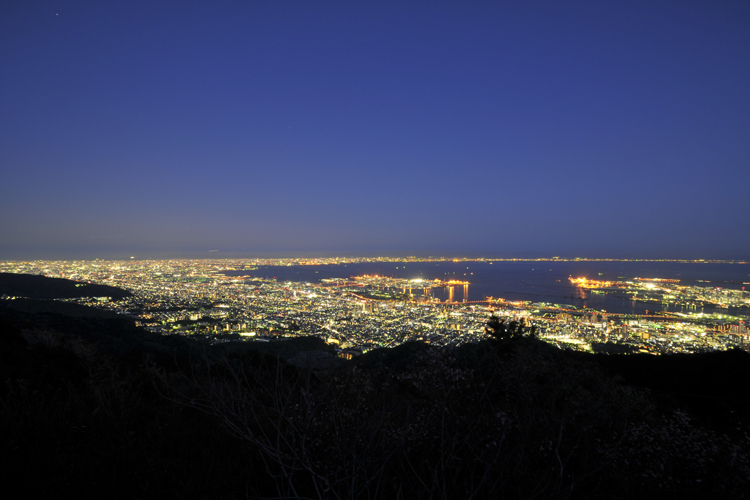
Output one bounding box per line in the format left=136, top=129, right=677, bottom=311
left=2, top=1, right=749, bottom=260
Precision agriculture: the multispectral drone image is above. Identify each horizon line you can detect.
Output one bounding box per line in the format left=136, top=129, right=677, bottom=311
left=1, top=256, right=748, bottom=265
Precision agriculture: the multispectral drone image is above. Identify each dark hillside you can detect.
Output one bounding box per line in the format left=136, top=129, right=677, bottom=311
left=0, top=304, right=252, bottom=499
left=1, top=298, right=749, bottom=499
left=0, top=272, right=131, bottom=299
left=3, top=297, right=129, bottom=319
left=0, top=304, right=202, bottom=373
left=596, top=349, right=750, bottom=430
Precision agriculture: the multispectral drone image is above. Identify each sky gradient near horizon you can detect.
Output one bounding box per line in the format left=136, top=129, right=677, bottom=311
left=2, top=1, right=749, bottom=260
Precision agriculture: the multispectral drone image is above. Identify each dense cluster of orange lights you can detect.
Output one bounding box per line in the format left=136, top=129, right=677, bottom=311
left=569, top=277, right=614, bottom=288
left=351, top=275, right=469, bottom=285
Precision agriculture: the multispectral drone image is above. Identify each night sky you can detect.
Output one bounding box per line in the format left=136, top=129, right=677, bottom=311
left=2, top=2, right=749, bottom=260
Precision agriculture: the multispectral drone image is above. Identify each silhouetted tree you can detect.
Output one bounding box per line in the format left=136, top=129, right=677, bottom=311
left=485, top=315, right=537, bottom=341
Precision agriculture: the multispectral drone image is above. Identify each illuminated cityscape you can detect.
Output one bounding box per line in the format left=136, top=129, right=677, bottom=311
left=3, top=257, right=748, bottom=356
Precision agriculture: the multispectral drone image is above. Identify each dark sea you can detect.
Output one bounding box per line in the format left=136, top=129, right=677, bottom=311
left=221, top=261, right=750, bottom=316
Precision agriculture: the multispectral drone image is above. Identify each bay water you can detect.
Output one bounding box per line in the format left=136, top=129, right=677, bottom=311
left=222, top=261, right=750, bottom=316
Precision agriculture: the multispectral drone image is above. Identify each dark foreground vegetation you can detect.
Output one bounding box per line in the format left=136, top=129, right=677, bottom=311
left=2, top=295, right=750, bottom=498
